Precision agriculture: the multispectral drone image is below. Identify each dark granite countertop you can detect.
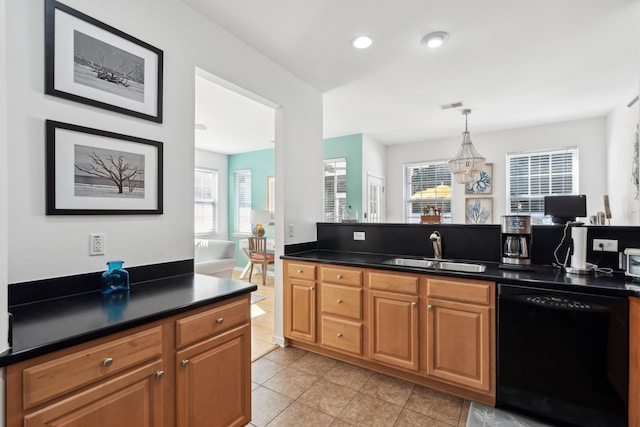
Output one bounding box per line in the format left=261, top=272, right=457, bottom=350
left=282, top=249, right=640, bottom=297
left=1, top=273, right=257, bottom=367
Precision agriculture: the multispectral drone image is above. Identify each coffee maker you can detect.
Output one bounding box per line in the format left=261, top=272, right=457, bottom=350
left=499, top=215, right=533, bottom=271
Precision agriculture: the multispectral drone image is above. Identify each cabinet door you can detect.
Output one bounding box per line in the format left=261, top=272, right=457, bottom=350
left=23, top=361, right=163, bottom=427
left=424, top=298, right=490, bottom=391
left=369, top=290, right=419, bottom=371
left=285, top=279, right=317, bottom=343
left=629, top=297, right=640, bottom=427
left=176, top=324, right=251, bottom=427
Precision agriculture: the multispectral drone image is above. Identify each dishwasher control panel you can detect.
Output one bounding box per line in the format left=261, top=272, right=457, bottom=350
left=525, top=295, right=592, bottom=310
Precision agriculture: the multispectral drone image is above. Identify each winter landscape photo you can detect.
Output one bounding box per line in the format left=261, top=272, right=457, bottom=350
left=73, top=30, right=145, bottom=102
left=74, top=144, right=145, bottom=199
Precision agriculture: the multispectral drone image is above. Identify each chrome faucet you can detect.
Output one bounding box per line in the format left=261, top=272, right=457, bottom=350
left=430, top=231, right=442, bottom=259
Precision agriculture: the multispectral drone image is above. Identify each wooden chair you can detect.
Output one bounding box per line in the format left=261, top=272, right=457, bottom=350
left=248, top=237, right=274, bottom=286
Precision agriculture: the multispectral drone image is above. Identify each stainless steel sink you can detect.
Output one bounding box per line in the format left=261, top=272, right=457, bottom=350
left=382, top=258, right=439, bottom=269
left=382, top=258, right=486, bottom=273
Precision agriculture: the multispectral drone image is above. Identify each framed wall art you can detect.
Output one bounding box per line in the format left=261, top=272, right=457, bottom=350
left=45, top=0, right=163, bottom=122
left=465, top=163, right=493, bottom=195
left=465, top=198, right=493, bottom=224
left=46, top=120, right=163, bottom=215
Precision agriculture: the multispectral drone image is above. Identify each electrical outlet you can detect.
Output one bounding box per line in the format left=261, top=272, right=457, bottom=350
left=353, top=231, right=365, bottom=241
left=592, top=238, right=618, bottom=252
left=90, top=233, right=105, bottom=256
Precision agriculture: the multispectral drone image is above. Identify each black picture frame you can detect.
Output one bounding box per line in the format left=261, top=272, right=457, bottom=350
left=46, top=120, right=164, bottom=215
left=45, top=0, right=163, bottom=122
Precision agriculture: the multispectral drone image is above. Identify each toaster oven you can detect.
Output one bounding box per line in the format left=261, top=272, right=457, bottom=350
left=624, top=248, right=640, bottom=279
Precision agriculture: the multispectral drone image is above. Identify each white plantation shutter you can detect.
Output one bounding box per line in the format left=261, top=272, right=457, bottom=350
left=506, top=148, right=577, bottom=222
left=194, top=168, right=218, bottom=234
left=324, top=158, right=347, bottom=222
left=234, top=169, right=252, bottom=233
left=403, top=161, right=452, bottom=223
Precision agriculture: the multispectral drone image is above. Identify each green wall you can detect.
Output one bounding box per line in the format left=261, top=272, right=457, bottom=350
left=228, top=148, right=275, bottom=267
left=323, top=134, right=363, bottom=217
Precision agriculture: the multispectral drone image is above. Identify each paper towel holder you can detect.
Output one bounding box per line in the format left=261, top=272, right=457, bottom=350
left=565, top=224, right=597, bottom=275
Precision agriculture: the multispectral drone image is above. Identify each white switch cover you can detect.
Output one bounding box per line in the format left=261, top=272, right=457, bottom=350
left=288, top=224, right=294, bottom=237
left=353, top=231, right=365, bottom=241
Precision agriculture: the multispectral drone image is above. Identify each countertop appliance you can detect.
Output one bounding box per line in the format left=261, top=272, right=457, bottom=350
left=497, top=284, right=628, bottom=427
left=499, top=215, right=533, bottom=271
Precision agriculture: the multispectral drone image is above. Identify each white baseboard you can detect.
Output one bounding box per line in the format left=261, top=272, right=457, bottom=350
left=272, top=335, right=287, bottom=347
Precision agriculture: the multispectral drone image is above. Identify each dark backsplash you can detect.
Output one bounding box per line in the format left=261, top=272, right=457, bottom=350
left=314, top=222, right=640, bottom=271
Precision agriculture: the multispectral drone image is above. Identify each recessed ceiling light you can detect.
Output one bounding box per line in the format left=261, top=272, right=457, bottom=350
left=422, top=31, right=449, bottom=49
left=352, top=36, right=373, bottom=49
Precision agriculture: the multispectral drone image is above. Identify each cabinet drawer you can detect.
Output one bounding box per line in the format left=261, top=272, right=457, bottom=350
left=369, top=272, right=418, bottom=295
left=427, top=278, right=492, bottom=305
left=287, top=263, right=317, bottom=281
left=176, top=298, right=249, bottom=348
left=321, top=317, right=362, bottom=355
left=321, top=267, right=362, bottom=287
left=322, top=284, right=362, bottom=320
left=23, top=326, right=162, bottom=409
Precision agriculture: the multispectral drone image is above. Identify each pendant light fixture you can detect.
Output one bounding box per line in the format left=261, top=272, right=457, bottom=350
left=448, top=109, right=486, bottom=184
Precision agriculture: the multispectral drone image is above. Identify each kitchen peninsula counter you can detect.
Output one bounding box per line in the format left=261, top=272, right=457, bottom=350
left=1, top=272, right=257, bottom=367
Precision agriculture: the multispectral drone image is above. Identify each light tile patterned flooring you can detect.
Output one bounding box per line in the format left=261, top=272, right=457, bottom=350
left=249, top=346, right=471, bottom=427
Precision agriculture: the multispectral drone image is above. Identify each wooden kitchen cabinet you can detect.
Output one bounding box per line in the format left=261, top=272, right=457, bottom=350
left=422, top=276, right=494, bottom=392
left=284, top=261, right=317, bottom=343
left=6, top=294, right=252, bottom=427
left=368, top=271, right=419, bottom=371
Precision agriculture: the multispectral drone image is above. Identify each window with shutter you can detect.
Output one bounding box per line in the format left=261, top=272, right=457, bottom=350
left=194, top=168, right=218, bottom=235
left=403, top=161, right=452, bottom=223
left=506, top=148, right=578, bottom=223
left=233, top=169, right=252, bottom=233
left=324, top=158, right=347, bottom=222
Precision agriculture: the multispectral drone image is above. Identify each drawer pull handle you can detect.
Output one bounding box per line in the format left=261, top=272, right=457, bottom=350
left=337, top=274, right=343, bottom=279
left=298, top=269, right=303, bottom=274
left=216, top=317, right=224, bottom=324
left=181, top=359, right=190, bottom=367
left=427, top=304, right=433, bottom=310
left=411, top=302, right=417, bottom=307
left=156, top=370, right=165, bottom=379
left=102, top=358, right=113, bottom=367
left=310, top=287, right=315, bottom=291
left=337, top=333, right=343, bottom=338
left=337, top=299, right=343, bottom=304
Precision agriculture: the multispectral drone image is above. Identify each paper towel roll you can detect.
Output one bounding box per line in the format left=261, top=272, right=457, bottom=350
left=571, top=227, right=587, bottom=269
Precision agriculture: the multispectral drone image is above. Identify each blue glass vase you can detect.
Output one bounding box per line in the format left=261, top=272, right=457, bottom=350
left=101, top=260, right=130, bottom=295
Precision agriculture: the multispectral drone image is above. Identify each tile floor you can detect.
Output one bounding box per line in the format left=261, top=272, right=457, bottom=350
left=250, top=346, right=471, bottom=427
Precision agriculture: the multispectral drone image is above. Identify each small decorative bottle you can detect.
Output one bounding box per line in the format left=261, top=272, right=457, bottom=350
left=101, top=260, right=130, bottom=295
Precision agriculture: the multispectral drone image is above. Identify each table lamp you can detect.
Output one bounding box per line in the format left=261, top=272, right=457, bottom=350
left=250, top=209, right=271, bottom=237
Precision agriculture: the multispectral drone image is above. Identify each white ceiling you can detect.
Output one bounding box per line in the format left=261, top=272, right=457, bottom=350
left=188, top=0, right=639, bottom=153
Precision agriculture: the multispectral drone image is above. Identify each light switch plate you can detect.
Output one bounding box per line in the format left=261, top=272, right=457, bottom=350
left=353, top=231, right=365, bottom=241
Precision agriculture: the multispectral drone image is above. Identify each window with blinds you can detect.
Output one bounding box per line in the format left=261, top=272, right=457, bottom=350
left=403, top=161, right=452, bottom=223
left=506, top=148, right=578, bottom=222
left=324, top=158, right=347, bottom=222
left=194, top=168, right=218, bottom=234
left=233, top=169, right=252, bottom=233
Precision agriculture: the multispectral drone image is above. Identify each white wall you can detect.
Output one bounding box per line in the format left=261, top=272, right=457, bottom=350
left=362, top=134, right=386, bottom=221
left=195, top=149, right=229, bottom=240
left=3, top=0, right=322, bottom=354
left=386, top=117, right=608, bottom=223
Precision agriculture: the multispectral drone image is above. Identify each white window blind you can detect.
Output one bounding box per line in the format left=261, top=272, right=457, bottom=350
left=233, top=169, right=252, bottom=233
left=194, top=168, right=218, bottom=234
left=506, top=148, right=578, bottom=222
left=324, top=158, right=347, bottom=222
left=403, top=161, right=452, bottom=223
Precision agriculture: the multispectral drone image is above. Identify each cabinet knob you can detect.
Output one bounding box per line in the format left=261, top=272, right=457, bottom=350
left=309, top=287, right=315, bottom=291
left=337, top=333, right=343, bottom=338
left=298, top=269, right=303, bottom=274
left=411, top=302, right=417, bottom=307
left=216, top=317, right=224, bottom=324
left=156, top=370, right=165, bottom=379
left=427, top=304, right=433, bottom=310
left=102, top=357, right=113, bottom=367
left=337, top=299, right=343, bottom=304
left=337, top=274, right=343, bottom=279
left=181, top=359, right=190, bottom=367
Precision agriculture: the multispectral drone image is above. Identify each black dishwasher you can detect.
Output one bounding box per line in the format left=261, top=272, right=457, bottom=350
left=497, top=284, right=628, bottom=427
